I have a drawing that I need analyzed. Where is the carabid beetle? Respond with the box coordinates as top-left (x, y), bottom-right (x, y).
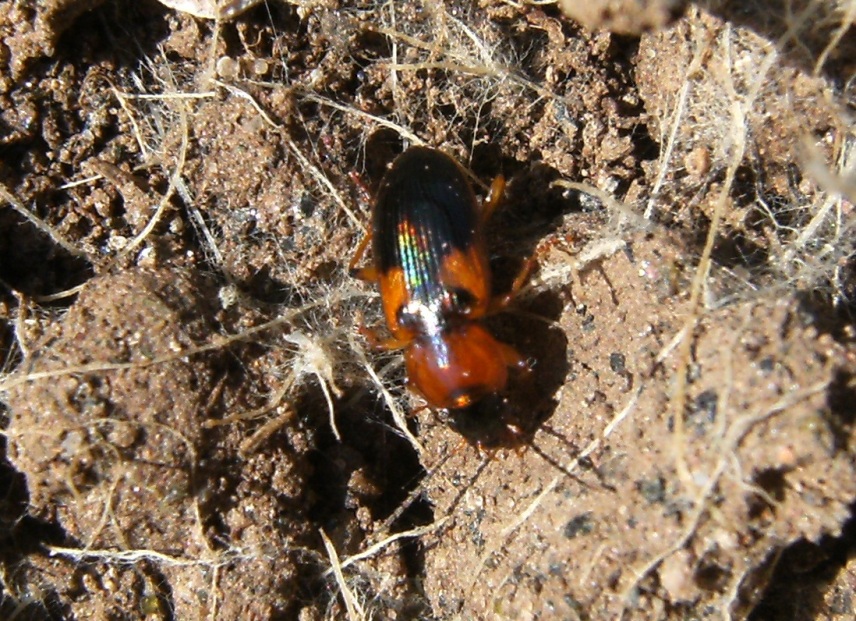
top-left (351, 147), bottom-right (533, 411)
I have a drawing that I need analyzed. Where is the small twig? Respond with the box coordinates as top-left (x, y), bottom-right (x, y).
top-left (302, 92), bottom-right (422, 146)
top-left (324, 519), bottom-right (449, 577)
top-left (175, 175), bottom-right (229, 276)
top-left (239, 405), bottom-right (296, 456)
top-left (320, 529), bottom-right (365, 621)
top-left (110, 84), bottom-right (150, 159)
top-left (109, 100), bottom-right (190, 265)
top-left (347, 329), bottom-right (424, 457)
top-left (204, 374), bottom-right (296, 430)
top-left (813, 2), bottom-right (856, 77)
top-left (46, 545), bottom-right (237, 567)
top-left (555, 180), bottom-right (650, 229)
top-left (0, 185), bottom-right (88, 259)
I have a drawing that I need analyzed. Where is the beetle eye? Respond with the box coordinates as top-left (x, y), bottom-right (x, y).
top-left (450, 288), bottom-right (476, 313)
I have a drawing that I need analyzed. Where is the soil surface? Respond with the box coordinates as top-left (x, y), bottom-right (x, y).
top-left (1, 1), bottom-right (854, 620)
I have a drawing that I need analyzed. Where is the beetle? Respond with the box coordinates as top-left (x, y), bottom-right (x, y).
top-left (350, 146), bottom-right (533, 411)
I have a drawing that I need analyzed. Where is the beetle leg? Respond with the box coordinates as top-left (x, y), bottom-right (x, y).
top-left (510, 430), bottom-right (529, 456)
top-left (491, 229), bottom-right (581, 312)
top-left (487, 253), bottom-right (539, 314)
top-left (359, 324), bottom-right (410, 351)
top-left (496, 340), bottom-right (532, 373)
top-left (349, 232), bottom-right (377, 281)
top-left (480, 174), bottom-right (506, 225)
top-left (348, 170), bottom-right (372, 207)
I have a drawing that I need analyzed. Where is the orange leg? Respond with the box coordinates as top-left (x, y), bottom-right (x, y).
top-left (488, 252), bottom-right (539, 314)
top-left (358, 324), bottom-right (410, 351)
top-left (486, 226), bottom-right (575, 314)
top-left (478, 172), bottom-right (536, 313)
top-left (349, 232), bottom-right (378, 282)
top-left (480, 174), bottom-right (506, 225)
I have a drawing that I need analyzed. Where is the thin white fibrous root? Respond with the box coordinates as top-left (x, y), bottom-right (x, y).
top-left (320, 528), bottom-right (366, 621)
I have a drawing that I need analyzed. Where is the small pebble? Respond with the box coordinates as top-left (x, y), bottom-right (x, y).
top-left (157, 0), bottom-right (263, 20)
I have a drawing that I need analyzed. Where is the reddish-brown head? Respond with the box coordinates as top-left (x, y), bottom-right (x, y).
top-left (404, 323), bottom-right (511, 410)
